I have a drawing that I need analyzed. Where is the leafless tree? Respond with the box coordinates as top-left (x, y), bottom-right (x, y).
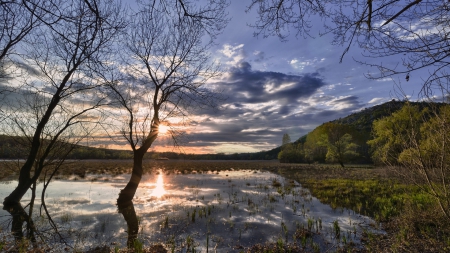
top-left (109, 0), bottom-right (228, 205)
top-left (0, 0), bottom-right (43, 124)
top-left (247, 0), bottom-right (450, 96)
top-left (2, 0), bottom-right (125, 206)
top-left (0, 0), bottom-right (41, 77)
top-left (246, 0), bottom-right (326, 40)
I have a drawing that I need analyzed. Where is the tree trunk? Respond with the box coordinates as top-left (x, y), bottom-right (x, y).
top-left (117, 149), bottom-right (146, 207)
top-left (3, 202), bottom-right (36, 244)
top-left (118, 201), bottom-right (139, 248)
top-left (339, 161), bottom-right (345, 168)
top-left (3, 83), bottom-right (66, 206)
top-left (3, 176), bottom-right (34, 206)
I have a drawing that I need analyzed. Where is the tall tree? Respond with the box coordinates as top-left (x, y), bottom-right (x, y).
top-left (2, 0), bottom-right (124, 206)
top-left (282, 133), bottom-right (291, 146)
top-left (109, 0), bottom-right (228, 206)
top-left (322, 123), bottom-right (359, 167)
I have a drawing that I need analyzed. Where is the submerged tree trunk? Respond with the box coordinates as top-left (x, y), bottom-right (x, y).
top-left (117, 149), bottom-right (146, 207)
top-left (3, 202), bottom-right (37, 245)
top-left (118, 201), bottom-right (139, 248)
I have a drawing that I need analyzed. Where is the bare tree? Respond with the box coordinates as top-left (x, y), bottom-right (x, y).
top-left (246, 0), bottom-right (326, 40)
top-left (2, 0), bottom-right (124, 206)
top-left (0, 0), bottom-right (41, 76)
top-left (109, 0), bottom-right (228, 206)
top-left (247, 0), bottom-right (450, 95)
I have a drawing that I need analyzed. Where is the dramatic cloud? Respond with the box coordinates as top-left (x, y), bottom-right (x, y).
top-left (177, 61), bottom-right (369, 153)
top-left (222, 61), bottom-right (326, 104)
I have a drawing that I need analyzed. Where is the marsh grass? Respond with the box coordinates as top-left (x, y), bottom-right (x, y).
top-left (275, 164), bottom-right (450, 252)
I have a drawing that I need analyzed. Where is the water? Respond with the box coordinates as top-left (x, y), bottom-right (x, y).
top-left (0, 169), bottom-right (382, 252)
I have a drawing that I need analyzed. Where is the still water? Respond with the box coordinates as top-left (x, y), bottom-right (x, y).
top-left (0, 169), bottom-right (381, 252)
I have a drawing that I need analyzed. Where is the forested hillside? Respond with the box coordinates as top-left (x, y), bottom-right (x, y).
top-left (278, 100), bottom-right (449, 165)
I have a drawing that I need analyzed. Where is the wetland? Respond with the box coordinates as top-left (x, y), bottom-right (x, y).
top-left (0, 160), bottom-right (446, 252)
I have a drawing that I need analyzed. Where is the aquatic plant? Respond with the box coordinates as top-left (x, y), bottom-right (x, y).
top-left (333, 220), bottom-right (340, 240)
top-left (133, 238), bottom-right (144, 253)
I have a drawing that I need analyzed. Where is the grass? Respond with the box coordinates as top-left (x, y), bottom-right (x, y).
top-left (273, 164), bottom-right (450, 252)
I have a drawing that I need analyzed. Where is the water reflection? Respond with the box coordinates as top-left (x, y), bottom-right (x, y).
top-left (149, 171), bottom-right (166, 198)
top-left (118, 201), bottom-right (139, 248)
top-left (3, 202), bottom-right (37, 245)
top-left (0, 170), bottom-right (383, 252)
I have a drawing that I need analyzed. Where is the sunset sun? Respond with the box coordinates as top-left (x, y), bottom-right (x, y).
top-left (158, 124), bottom-right (170, 134)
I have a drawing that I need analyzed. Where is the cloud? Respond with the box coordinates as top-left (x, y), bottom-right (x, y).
top-left (219, 44), bottom-right (246, 65)
top-left (368, 97), bottom-right (388, 104)
top-left (178, 62), bottom-right (367, 152)
top-left (220, 61), bottom-right (326, 106)
top-left (289, 57), bottom-right (325, 70)
top-left (253, 51), bottom-right (265, 62)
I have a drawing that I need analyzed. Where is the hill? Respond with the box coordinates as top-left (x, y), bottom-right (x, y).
top-left (289, 99), bottom-right (448, 144)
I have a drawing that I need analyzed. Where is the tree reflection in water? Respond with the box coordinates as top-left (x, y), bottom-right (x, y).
top-left (3, 202), bottom-right (37, 248)
top-left (118, 200), bottom-right (139, 248)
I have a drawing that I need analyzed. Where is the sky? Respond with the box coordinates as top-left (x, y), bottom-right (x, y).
top-left (150, 0), bottom-right (427, 154)
top-left (0, 0), bottom-right (433, 155)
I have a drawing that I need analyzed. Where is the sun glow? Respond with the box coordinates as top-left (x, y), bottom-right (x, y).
top-left (150, 171), bottom-right (166, 198)
top-left (158, 124), bottom-right (170, 134)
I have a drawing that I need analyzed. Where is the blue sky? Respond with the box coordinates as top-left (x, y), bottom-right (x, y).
top-left (153, 0), bottom-right (426, 154)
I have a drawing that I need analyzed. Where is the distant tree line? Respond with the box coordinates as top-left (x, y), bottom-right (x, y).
top-left (0, 135), bottom-right (277, 160)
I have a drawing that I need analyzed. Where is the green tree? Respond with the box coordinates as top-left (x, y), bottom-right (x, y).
top-left (368, 103), bottom-right (425, 165)
top-left (304, 126), bottom-right (328, 163)
top-left (325, 133), bottom-right (359, 168)
top-left (369, 103), bottom-right (450, 219)
top-left (278, 143), bottom-right (304, 163)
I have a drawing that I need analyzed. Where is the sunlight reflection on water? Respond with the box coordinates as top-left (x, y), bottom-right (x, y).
top-left (149, 170), bottom-right (166, 198)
